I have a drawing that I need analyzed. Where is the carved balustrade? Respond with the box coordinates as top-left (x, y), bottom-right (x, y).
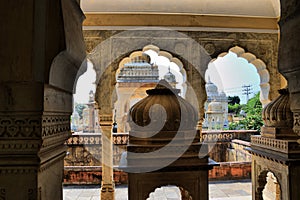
top-left (201, 130), bottom-right (258, 142)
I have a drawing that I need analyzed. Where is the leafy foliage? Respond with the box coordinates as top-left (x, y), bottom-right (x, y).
top-left (229, 92), bottom-right (263, 131)
top-left (75, 103), bottom-right (87, 119)
top-left (228, 103), bottom-right (242, 115)
top-left (228, 96), bottom-right (241, 105)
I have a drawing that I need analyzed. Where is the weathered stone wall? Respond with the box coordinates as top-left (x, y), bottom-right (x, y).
top-left (227, 140), bottom-right (252, 162)
top-left (209, 162), bottom-right (251, 181)
top-left (63, 130), bottom-right (254, 184)
top-left (202, 130), bottom-right (257, 162)
top-left (63, 167), bottom-right (128, 185)
top-left (85, 29), bottom-right (281, 104)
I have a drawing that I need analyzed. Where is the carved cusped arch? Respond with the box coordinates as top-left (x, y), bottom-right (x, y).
top-left (211, 46), bottom-right (271, 106)
top-left (88, 29), bottom-right (212, 131)
top-left (147, 185), bottom-right (193, 200)
top-left (116, 45), bottom-right (187, 83)
top-left (256, 170), bottom-right (281, 200)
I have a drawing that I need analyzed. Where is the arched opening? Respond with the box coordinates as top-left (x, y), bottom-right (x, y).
top-left (114, 45), bottom-right (187, 133)
top-left (204, 46), bottom-right (269, 191)
top-left (6, 0), bottom-right (300, 200)
top-left (207, 46), bottom-right (271, 107)
top-left (262, 172), bottom-right (281, 200)
top-left (86, 30), bottom-right (213, 199)
top-left (71, 60), bottom-right (97, 132)
top-left (256, 171), bottom-right (281, 200)
top-left (147, 185), bottom-right (182, 200)
top-left (147, 185), bottom-right (194, 200)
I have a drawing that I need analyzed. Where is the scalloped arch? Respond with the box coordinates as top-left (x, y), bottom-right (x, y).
top-left (147, 185), bottom-right (193, 200)
top-left (210, 46), bottom-right (271, 106)
top-left (117, 44), bottom-right (187, 83)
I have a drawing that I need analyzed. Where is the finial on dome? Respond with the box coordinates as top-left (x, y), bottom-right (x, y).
top-left (207, 75), bottom-right (211, 83)
top-left (163, 66), bottom-right (177, 88)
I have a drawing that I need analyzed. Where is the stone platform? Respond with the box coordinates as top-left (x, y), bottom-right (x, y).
top-left (63, 180), bottom-right (251, 200)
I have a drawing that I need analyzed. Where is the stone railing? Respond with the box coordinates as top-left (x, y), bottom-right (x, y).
top-left (201, 130), bottom-right (258, 142)
top-left (64, 131), bottom-right (257, 166)
top-left (251, 135), bottom-right (300, 155)
top-left (64, 132), bottom-right (129, 185)
top-left (64, 131), bottom-right (255, 184)
top-left (65, 132), bottom-right (129, 145)
top-left (64, 132), bottom-right (129, 166)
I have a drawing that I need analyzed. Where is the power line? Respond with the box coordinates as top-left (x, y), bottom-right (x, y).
top-left (242, 85), bottom-right (252, 103)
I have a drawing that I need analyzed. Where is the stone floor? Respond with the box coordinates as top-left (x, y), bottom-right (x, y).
top-left (63, 180), bottom-right (251, 200)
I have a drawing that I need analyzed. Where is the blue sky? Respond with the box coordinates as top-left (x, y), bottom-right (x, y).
top-left (206, 51), bottom-right (260, 104)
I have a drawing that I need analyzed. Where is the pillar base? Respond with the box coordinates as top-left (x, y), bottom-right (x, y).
top-left (101, 183), bottom-right (115, 200)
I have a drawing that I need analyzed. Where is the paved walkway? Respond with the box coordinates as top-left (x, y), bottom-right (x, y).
top-left (63, 180), bottom-right (251, 200)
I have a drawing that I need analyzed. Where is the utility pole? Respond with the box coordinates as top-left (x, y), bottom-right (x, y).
top-left (242, 85), bottom-right (252, 103)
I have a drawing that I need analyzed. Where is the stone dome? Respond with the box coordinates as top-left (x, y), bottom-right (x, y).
top-left (205, 80), bottom-right (218, 94)
top-left (163, 70), bottom-right (176, 84)
top-left (262, 88), bottom-right (293, 128)
top-left (129, 53), bottom-right (151, 64)
top-left (128, 80), bottom-right (198, 132)
top-left (207, 101), bottom-right (223, 113)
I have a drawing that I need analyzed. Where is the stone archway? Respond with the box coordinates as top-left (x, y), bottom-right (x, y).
top-left (256, 170), bottom-right (281, 200)
top-left (209, 46), bottom-right (273, 106)
top-left (89, 29), bottom-right (213, 127)
top-left (85, 29), bottom-right (212, 199)
top-left (114, 45), bottom-right (189, 133)
top-left (146, 185), bottom-right (193, 200)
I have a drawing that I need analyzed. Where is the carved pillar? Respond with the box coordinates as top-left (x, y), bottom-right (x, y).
top-left (248, 88), bottom-right (300, 200)
top-left (122, 80), bottom-right (217, 200)
top-left (0, 112), bottom-right (42, 200)
top-left (278, 0), bottom-right (300, 136)
top-left (0, 84), bottom-right (71, 200)
top-left (39, 112), bottom-right (71, 200)
top-left (42, 85), bottom-right (73, 199)
top-left (99, 115), bottom-right (115, 200)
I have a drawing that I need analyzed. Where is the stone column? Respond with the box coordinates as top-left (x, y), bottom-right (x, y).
top-left (0, 111), bottom-right (42, 200)
top-left (0, 83), bottom-right (71, 200)
top-left (248, 88), bottom-right (300, 200)
top-left (278, 0), bottom-right (300, 136)
top-left (99, 115), bottom-right (115, 200)
top-left (42, 85), bottom-right (73, 199)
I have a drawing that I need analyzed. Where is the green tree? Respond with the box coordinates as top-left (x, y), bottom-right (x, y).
top-left (228, 96), bottom-right (240, 105)
top-left (228, 103), bottom-right (242, 116)
top-left (75, 103), bottom-right (87, 119)
top-left (229, 92), bottom-right (263, 131)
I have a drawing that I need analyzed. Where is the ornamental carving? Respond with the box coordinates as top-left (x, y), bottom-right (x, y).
top-left (0, 116), bottom-right (41, 138)
top-left (251, 135), bottom-right (300, 156)
top-left (262, 88), bottom-right (293, 128)
top-left (28, 188), bottom-right (36, 200)
top-left (64, 146), bottom-right (101, 166)
top-left (113, 134), bottom-right (128, 145)
top-left (174, 42), bottom-right (186, 55)
top-left (42, 115), bottom-right (70, 138)
top-left (293, 112), bottom-right (300, 136)
top-left (0, 168), bottom-right (37, 175)
top-left (65, 134), bottom-right (101, 145)
top-left (251, 136), bottom-right (288, 153)
top-left (204, 42), bottom-right (216, 55)
top-left (0, 188), bottom-right (5, 200)
top-left (0, 142), bottom-right (40, 152)
top-left (201, 132), bottom-right (233, 142)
